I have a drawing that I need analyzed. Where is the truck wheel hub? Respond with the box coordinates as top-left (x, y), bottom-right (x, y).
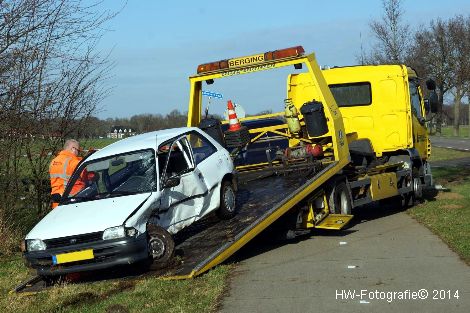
top-left (413, 177), bottom-right (423, 199)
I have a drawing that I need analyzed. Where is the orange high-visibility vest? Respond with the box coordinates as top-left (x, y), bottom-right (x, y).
top-left (49, 150), bottom-right (84, 208)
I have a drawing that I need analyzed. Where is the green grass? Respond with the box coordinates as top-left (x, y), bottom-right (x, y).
top-left (80, 138), bottom-right (119, 150)
top-left (0, 257), bottom-right (231, 313)
top-left (408, 150), bottom-right (470, 264)
top-left (429, 146), bottom-right (470, 161)
top-left (432, 126), bottom-right (470, 138)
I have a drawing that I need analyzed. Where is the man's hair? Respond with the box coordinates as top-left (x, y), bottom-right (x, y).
top-left (64, 139), bottom-right (79, 150)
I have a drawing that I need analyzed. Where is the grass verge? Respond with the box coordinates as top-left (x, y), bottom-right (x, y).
top-left (429, 146), bottom-right (470, 161)
top-left (408, 150), bottom-right (470, 264)
top-left (0, 258), bottom-right (231, 313)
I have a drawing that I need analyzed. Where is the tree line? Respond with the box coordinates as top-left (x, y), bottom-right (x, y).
top-left (77, 110), bottom-right (189, 138)
top-left (365, 0), bottom-right (470, 136)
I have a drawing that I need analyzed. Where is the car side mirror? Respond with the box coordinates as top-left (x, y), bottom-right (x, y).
top-left (51, 193), bottom-right (62, 203)
top-left (163, 176), bottom-right (181, 189)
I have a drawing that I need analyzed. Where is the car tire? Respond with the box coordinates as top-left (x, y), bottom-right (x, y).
top-left (217, 181), bottom-right (236, 220)
top-left (147, 223), bottom-right (174, 270)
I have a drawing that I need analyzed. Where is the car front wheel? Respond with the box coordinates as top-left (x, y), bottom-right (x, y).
top-left (147, 223), bottom-right (174, 270)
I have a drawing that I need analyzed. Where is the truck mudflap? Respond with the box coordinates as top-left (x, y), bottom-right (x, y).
top-left (153, 161), bottom-right (340, 279)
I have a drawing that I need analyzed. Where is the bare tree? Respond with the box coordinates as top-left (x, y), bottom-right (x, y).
top-left (366, 0), bottom-right (411, 64)
top-left (408, 19), bottom-right (453, 135)
top-left (0, 0), bottom-right (116, 254)
top-left (408, 15), bottom-right (470, 136)
top-left (448, 16), bottom-right (470, 136)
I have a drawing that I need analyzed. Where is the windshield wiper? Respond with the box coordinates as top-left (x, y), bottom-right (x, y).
top-left (108, 190), bottom-right (137, 197)
top-left (62, 195), bottom-right (93, 204)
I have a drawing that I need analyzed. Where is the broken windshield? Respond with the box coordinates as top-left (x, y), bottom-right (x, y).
top-left (62, 149), bottom-right (157, 204)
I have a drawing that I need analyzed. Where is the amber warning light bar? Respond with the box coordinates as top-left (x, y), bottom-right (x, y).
top-left (197, 46), bottom-right (305, 74)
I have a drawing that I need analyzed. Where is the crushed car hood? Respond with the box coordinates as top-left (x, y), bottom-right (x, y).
top-left (26, 193), bottom-right (152, 240)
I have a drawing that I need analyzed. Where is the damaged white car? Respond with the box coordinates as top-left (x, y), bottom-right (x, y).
top-left (24, 127), bottom-right (237, 276)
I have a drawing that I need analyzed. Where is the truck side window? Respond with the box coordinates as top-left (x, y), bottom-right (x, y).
top-left (409, 81), bottom-right (423, 119)
top-left (187, 132), bottom-right (217, 165)
top-left (329, 82), bottom-right (372, 107)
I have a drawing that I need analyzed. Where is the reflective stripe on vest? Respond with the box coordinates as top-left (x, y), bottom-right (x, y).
top-left (49, 157), bottom-right (72, 185)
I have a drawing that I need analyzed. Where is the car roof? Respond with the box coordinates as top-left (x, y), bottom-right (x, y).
top-left (87, 127), bottom-right (198, 161)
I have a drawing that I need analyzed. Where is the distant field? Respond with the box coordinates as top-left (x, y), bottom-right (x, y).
top-left (432, 126), bottom-right (470, 138)
top-left (80, 138), bottom-right (119, 151)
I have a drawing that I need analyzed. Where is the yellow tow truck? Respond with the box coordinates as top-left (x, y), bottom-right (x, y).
top-left (144, 46), bottom-right (435, 280)
top-left (15, 46), bottom-right (437, 292)
top-left (166, 47), bottom-right (437, 279)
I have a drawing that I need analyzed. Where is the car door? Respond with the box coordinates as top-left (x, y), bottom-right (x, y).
top-left (157, 135), bottom-right (209, 234)
top-left (185, 131), bottom-right (226, 216)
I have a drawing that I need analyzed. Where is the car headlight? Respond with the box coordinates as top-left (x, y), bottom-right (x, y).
top-left (102, 226), bottom-right (138, 240)
top-left (26, 239), bottom-right (47, 252)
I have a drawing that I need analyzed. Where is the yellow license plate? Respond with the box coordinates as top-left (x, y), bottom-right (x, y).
top-left (52, 249), bottom-right (94, 265)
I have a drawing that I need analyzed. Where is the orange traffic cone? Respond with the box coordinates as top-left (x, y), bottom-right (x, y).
top-left (227, 100), bottom-right (241, 131)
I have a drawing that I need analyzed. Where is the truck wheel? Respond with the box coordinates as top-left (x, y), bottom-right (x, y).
top-left (328, 181), bottom-right (352, 215)
top-left (409, 168), bottom-right (423, 205)
top-left (217, 181), bottom-right (236, 219)
top-left (147, 224), bottom-right (174, 270)
top-left (399, 172), bottom-right (413, 209)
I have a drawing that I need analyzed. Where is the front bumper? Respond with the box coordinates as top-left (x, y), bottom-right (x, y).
top-left (24, 234), bottom-right (148, 276)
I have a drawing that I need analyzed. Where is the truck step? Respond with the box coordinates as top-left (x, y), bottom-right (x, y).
top-left (315, 214), bottom-right (353, 230)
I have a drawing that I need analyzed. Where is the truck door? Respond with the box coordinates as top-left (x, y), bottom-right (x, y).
top-left (158, 136), bottom-right (209, 234)
top-left (409, 80), bottom-right (428, 157)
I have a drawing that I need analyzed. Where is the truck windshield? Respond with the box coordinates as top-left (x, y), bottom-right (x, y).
top-left (62, 149), bottom-right (157, 204)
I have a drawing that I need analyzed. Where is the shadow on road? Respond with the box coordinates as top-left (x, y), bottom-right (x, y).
top-left (227, 196), bottom-right (421, 264)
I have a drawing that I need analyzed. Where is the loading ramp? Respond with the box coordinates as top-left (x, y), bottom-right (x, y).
top-left (154, 161), bottom-right (342, 279)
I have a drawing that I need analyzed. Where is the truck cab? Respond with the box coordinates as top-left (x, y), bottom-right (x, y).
top-left (288, 65), bottom-right (436, 196)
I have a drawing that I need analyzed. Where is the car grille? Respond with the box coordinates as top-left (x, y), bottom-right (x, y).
top-left (44, 232), bottom-right (103, 249)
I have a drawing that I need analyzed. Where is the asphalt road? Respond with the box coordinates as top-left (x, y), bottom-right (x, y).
top-left (430, 136), bottom-right (470, 151)
top-left (219, 137), bottom-right (470, 312)
top-left (220, 205), bottom-right (469, 313)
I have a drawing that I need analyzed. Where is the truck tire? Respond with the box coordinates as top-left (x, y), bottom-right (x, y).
top-left (217, 181), bottom-right (236, 219)
top-left (147, 224), bottom-right (174, 270)
top-left (328, 181), bottom-right (352, 215)
top-left (411, 168), bottom-right (423, 203)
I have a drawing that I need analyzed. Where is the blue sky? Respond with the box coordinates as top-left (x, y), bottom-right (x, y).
top-left (95, 0), bottom-right (470, 118)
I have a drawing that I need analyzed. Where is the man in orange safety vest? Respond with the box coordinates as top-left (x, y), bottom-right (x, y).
top-left (49, 139), bottom-right (85, 208)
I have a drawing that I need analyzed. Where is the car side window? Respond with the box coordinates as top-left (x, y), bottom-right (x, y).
top-left (187, 132), bottom-right (217, 165)
top-left (159, 137), bottom-right (194, 179)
